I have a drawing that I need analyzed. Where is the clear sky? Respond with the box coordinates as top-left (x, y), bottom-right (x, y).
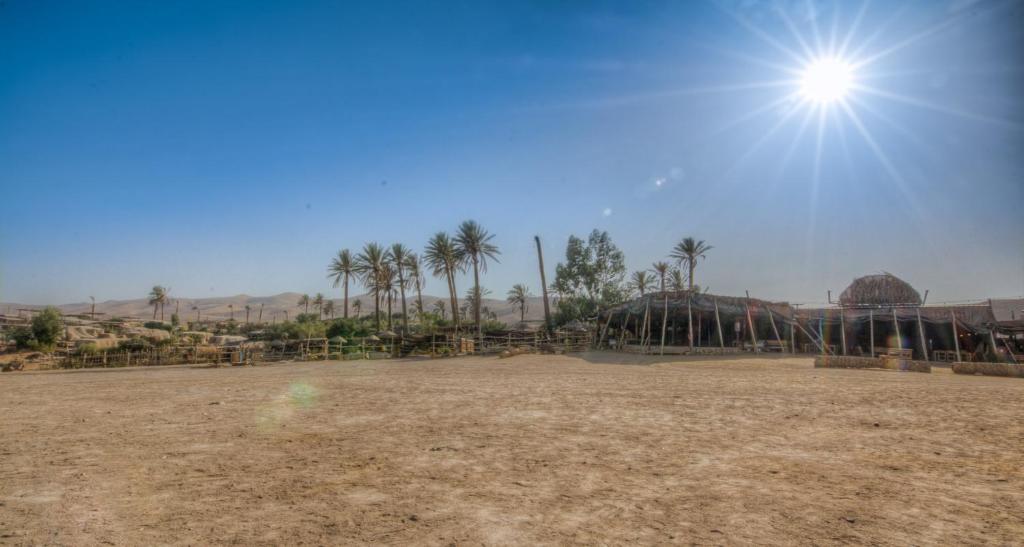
top-left (1, 0), bottom-right (1022, 306)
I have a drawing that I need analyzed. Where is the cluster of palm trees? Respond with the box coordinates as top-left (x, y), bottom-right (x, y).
top-left (148, 285), bottom-right (169, 320)
top-left (295, 293), bottom-right (337, 320)
top-left (629, 237), bottom-right (712, 296)
top-left (327, 220), bottom-right (500, 337)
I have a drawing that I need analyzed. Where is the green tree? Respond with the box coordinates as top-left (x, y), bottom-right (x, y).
top-left (670, 237), bottom-right (713, 292)
top-left (387, 243), bottom-right (414, 334)
top-left (651, 261), bottom-right (670, 291)
top-left (313, 293), bottom-right (325, 319)
top-left (506, 284), bottom-right (532, 323)
top-left (352, 299), bottom-right (362, 318)
top-left (297, 294), bottom-right (311, 314)
top-left (406, 253), bottom-right (426, 322)
top-left (424, 232), bottom-right (463, 329)
top-left (148, 285), bottom-right (168, 321)
top-left (323, 300), bottom-right (335, 319)
top-left (629, 270), bottom-right (653, 296)
top-left (327, 249), bottom-right (355, 318)
top-left (31, 307), bottom-right (63, 350)
top-left (354, 242), bottom-right (387, 330)
top-left (454, 220), bottom-right (500, 340)
top-left (552, 229), bottom-right (626, 324)
top-left (433, 299), bottom-right (447, 321)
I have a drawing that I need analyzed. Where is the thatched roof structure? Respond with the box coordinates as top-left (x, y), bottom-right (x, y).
top-left (839, 273), bottom-right (921, 307)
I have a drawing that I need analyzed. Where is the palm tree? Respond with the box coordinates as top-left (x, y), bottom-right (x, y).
top-left (354, 242), bottom-right (387, 330)
top-left (670, 237), bottom-right (713, 292)
top-left (313, 293), bottom-right (325, 319)
top-left (433, 300), bottom-right (447, 321)
top-left (245, 304), bottom-right (251, 323)
top-left (629, 271), bottom-right (653, 296)
top-left (323, 300), bottom-right (335, 319)
top-left (387, 243), bottom-right (414, 334)
top-left (670, 269), bottom-right (686, 292)
top-left (378, 263), bottom-right (397, 330)
top-left (506, 284), bottom-right (531, 323)
top-left (454, 220), bottom-right (500, 340)
top-left (297, 294), bottom-right (311, 314)
top-left (651, 261), bottom-right (670, 291)
top-left (192, 304), bottom-right (200, 323)
top-left (424, 232), bottom-right (463, 329)
top-left (406, 253), bottom-right (426, 322)
top-left (228, 303), bottom-right (234, 321)
top-left (148, 286), bottom-right (168, 321)
top-left (327, 249), bottom-right (355, 318)
top-left (353, 299), bottom-right (362, 318)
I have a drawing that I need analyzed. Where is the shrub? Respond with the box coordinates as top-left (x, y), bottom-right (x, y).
top-left (12, 308), bottom-right (65, 351)
top-left (144, 321), bottom-right (172, 332)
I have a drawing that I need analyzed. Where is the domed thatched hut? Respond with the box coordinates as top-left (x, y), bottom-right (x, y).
top-left (839, 273), bottom-right (921, 307)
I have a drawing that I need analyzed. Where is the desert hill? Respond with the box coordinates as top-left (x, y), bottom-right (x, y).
top-left (1, 292), bottom-right (548, 325)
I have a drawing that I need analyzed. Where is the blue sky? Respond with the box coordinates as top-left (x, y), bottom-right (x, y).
top-left (1, 0), bottom-right (1022, 305)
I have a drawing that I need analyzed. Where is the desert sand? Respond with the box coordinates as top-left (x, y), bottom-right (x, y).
top-left (1, 353), bottom-right (1022, 545)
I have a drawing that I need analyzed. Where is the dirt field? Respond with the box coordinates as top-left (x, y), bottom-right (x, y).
top-left (2, 353), bottom-right (1022, 545)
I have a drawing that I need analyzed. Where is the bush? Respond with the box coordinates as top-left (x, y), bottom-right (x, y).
top-left (325, 318), bottom-right (372, 340)
top-left (11, 308), bottom-right (64, 351)
top-left (170, 314), bottom-right (181, 327)
top-left (144, 321), bottom-right (172, 332)
top-left (118, 338), bottom-right (152, 351)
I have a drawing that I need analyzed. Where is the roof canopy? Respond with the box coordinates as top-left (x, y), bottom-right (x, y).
top-left (839, 273), bottom-right (921, 307)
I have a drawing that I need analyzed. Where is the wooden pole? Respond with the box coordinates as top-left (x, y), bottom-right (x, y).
top-left (793, 320), bottom-right (826, 354)
top-left (687, 295), bottom-right (694, 353)
top-left (767, 308), bottom-right (783, 353)
top-left (534, 236), bottom-right (552, 332)
top-left (746, 305), bottom-right (758, 352)
top-left (950, 310), bottom-right (961, 362)
top-left (619, 311), bottom-right (632, 348)
top-left (598, 312), bottom-right (613, 349)
top-left (839, 309), bottom-right (848, 355)
top-left (892, 308), bottom-right (902, 350)
top-left (869, 309), bottom-right (875, 357)
top-left (789, 315), bottom-right (796, 354)
top-left (713, 297), bottom-right (724, 349)
top-left (915, 308), bottom-right (929, 361)
top-left (659, 293), bottom-right (668, 355)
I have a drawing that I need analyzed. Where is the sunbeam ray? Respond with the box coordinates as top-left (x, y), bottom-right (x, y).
top-left (721, 7), bottom-right (808, 66)
top-left (852, 83), bottom-right (1023, 129)
top-left (774, 3), bottom-right (816, 62)
top-left (837, 0), bottom-right (871, 58)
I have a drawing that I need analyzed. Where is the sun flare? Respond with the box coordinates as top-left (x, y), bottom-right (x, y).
top-left (799, 58), bottom-right (853, 104)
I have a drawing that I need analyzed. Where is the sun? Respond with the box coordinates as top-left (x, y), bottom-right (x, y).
top-left (799, 57), bottom-right (854, 104)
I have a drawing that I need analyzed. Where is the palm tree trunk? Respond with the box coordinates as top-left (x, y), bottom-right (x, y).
top-left (416, 282), bottom-right (424, 325)
top-left (153, 304), bottom-right (158, 320)
top-left (160, 302), bottom-right (165, 321)
top-left (373, 289), bottom-right (381, 330)
top-left (343, 276), bottom-right (349, 319)
top-left (397, 269), bottom-right (409, 334)
top-left (473, 258), bottom-right (482, 340)
top-left (447, 266), bottom-right (459, 329)
top-left (688, 261), bottom-right (696, 292)
top-left (387, 294), bottom-right (393, 329)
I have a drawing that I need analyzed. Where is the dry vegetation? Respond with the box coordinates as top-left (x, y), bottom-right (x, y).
top-left (2, 353), bottom-right (1023, 545)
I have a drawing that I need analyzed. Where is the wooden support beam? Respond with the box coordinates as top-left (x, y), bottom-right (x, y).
top-left (892, 308), bottom-right (902, 349)
top-left (687, 295), bottom-right (694, 353)
top-left (659, 293), bottom-right (668, 355)
top-left (793, 319), bottom-right (826, 354)
top-left (713, 297), bottom-right (725, 349)
top-left (839, 309), bottom-right (848, 356)
top-left (915, 307), bottom-right (929, 361)
top-left (950, 310), bottom-right (961, 363)
top-left (767, 308), bottom-right (783, 353)
top-left (869, 309), bottom-right (875, 357)
top-left (745, 304), bottom-right (758, 353)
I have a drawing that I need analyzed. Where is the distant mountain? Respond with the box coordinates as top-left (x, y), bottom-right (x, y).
top-left (0, 292), bottom-right (549, 324)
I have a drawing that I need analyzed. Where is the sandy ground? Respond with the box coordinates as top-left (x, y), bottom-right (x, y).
top-left (1, 353), bottom-right (1022, 545)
